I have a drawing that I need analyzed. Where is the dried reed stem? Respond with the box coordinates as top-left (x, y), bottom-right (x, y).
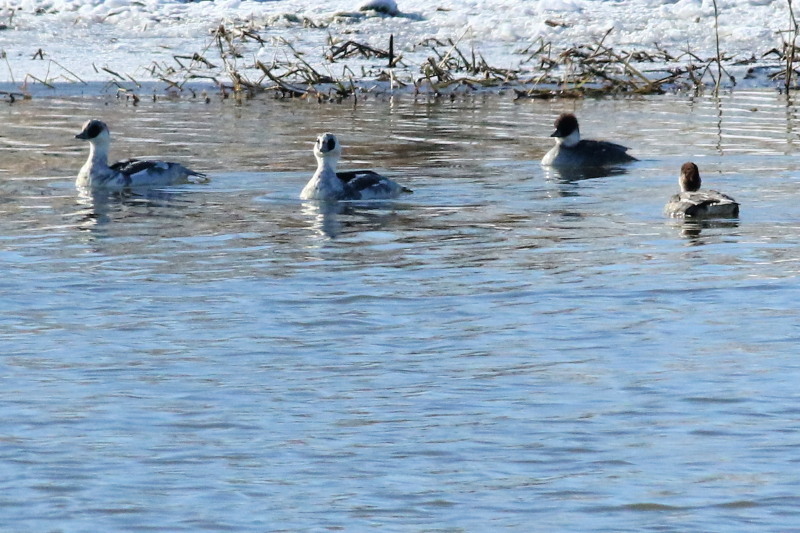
top-left (787, 0), bottom-right (799, 91)
top-left (712, 0), bottom-right (723, 94)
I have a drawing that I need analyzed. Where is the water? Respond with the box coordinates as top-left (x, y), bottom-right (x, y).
top-left (2, 89), bottom-right (800, 532)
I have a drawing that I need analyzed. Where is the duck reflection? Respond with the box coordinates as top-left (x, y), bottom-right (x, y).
top-left (542, 164), bottom-right (632, 182)
top-left (75, 186), bottom-right (190, 232)
top-left (671, 218), bottom-right (740, 242)
top-left (300, 200), bottom-right (410, 239)
top-left (540, 165), bottom-right (634, 202)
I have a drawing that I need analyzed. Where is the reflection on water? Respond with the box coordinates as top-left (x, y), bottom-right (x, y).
top-left (542, 163), bottom-right (635, 182)
top-left (74, 186), bottom-right (201, 234)
top-left (670, 218), bottom-right (742, 241)
top-left (300, 200), bottom-right (415, 239)
top-left (2, 91), bottom-right (800, 532)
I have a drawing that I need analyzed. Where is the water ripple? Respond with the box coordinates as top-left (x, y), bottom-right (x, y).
top-left (1, 91), bottom-right (800, 532)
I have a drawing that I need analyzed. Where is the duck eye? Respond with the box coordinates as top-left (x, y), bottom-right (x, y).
top-left (87, 122), bottom-right (102, 139)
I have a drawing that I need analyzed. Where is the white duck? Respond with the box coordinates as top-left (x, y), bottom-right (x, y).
top-left (75, 119), bottom-right (206, 189)
top-left (300, 132), bottom-right (411, 201)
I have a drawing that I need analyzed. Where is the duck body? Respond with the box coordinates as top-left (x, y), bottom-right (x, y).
top-left (542, 139), bottom-right (637, 167)
top-left (77, 157), bottom-right (203, 189)
top-left (664, 162), bottom-right (740, 218)
top-left (665, 190), bottom-right (740, 218)
top-left (300, 133), bottom-right (411, 201)
top-left (75, 119), bottom-right (205, 190)
top-left (542, 113), bottom-right (636, 167)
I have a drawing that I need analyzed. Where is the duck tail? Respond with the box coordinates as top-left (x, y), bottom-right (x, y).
top-left (187, 170), bottom-right (210, 184)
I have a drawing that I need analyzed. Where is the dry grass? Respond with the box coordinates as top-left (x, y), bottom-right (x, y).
top-left (146, 21), bottom-right (779, 101)
top-left (9, 11), bottom-right (800, 102)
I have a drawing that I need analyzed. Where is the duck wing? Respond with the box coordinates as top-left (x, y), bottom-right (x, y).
top-left (110, 158), bottom-right (164, 176)
top-left (666, 190), bottom-right (739, 218)
top-left (576, 140), bottom-right (637, 163)
top-left (110, 159), bottom-right (206, 185)
top-left (336, 170), bottom-right (383, 186)
top-left (336, 170), bottom-right (411, 200)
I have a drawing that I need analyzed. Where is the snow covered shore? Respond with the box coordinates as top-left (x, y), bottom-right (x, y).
top-left (0, 0), bottom-right (793, 97)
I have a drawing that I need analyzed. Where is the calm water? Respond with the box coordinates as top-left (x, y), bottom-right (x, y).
top-left (2, 89), bottom-right (800, 532)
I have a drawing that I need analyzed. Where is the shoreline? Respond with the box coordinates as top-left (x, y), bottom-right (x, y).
top-left (0, 45), bottom-right (789, 103)
top-left (0, 76), bottom-right (789, 105)
top-left (1, 1), bottom-right (797, 101)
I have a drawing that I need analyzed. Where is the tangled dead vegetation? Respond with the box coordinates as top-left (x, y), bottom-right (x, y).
top-left (128, 20), bottom-right (771, 102)
top-left (12, 10), bottom-right (800, 102)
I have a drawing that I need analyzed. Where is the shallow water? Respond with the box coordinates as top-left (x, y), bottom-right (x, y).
top-left (2, 89), bottom-right (800, 532)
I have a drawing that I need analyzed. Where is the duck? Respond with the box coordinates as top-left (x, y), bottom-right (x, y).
top-left (542, 113), bottom-right (637, 167)
top-left (300, 132), bottom-right (411, 201)
top-left (664, 162), bottom-right (739, 218)
top-left (75, 119), bottom-right (206, 189)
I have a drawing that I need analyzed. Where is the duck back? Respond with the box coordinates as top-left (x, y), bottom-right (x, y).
top-left (665, 190), bottom-right (740, 218)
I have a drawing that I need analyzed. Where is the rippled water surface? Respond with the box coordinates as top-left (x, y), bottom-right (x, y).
top-left (2, 90), bottom-right (800, 532)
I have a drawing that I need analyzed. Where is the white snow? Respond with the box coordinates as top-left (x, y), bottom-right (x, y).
top-left (0, 0), bottom-right (793, 96)
top-left (359, 0), bottom-right (399, 16)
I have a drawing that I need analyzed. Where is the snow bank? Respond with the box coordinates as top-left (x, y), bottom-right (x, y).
top-left (0, 0), bottom-right (792, 95)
